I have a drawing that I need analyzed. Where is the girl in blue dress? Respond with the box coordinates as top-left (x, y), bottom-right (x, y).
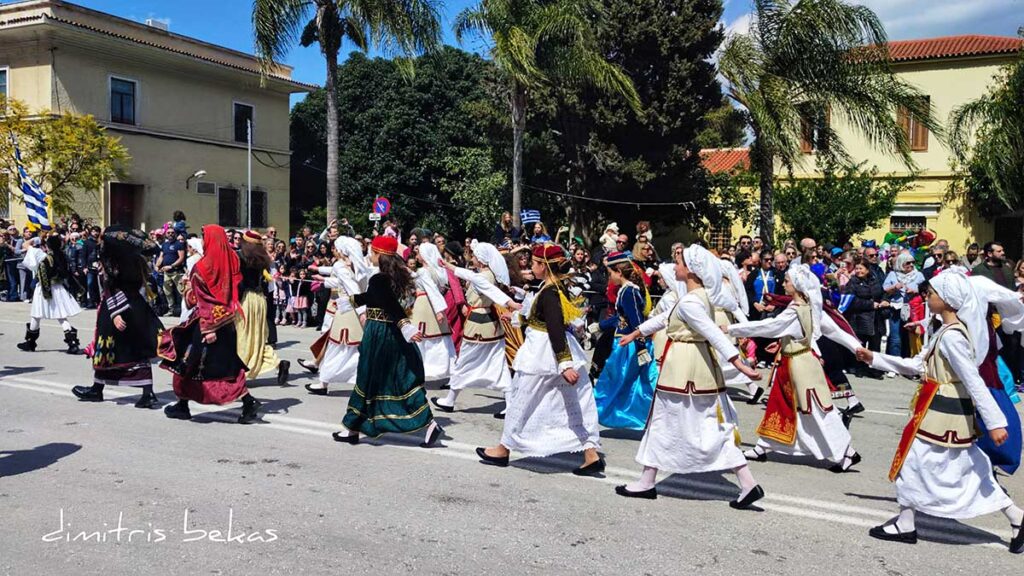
top-left (594, 252), bottom-right (659, 430)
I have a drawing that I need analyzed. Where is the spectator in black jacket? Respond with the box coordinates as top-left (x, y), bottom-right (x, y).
top-left (843, 257), bottom-right (888, 378)
top-left (81, 226), bottom-right (101, 308)
top-left (492, 211), bottom-right (521, 245)
top-left (863, 245), bottom-right (888, 352)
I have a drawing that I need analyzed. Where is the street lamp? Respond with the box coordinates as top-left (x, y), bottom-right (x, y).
top-left (185, 169), bottom-right (207, 190)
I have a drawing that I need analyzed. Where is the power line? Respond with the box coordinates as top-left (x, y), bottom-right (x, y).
top-left (523, 184), bottom-right (698, 208)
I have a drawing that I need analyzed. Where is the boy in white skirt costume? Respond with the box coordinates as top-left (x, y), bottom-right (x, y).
top-left (615, 245), bottom-right (764, 507)
top-left (17, 235), bottom-right (82, 354)
top-left (432, 242), bottom-right (515, 412)
top-left (412, 243), bottom-right (456, 382)
top-left (476, 243), bottom-right (604, 476)
top-left (306, 237), bottom-right (368, 395)
top-left (855, 268), bottom-right (1024, 551)
top-left (727, 265), bottom-right (862, 473)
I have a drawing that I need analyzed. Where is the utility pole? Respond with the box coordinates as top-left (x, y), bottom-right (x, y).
top-left (246, 118), bottom-right (253, 230)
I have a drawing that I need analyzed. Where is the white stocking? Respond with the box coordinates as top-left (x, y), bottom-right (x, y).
top-left (625, 466), bottom-right (658, 492)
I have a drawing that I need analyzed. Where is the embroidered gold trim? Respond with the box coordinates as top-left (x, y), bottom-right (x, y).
top-left (366, 308), bottom-right (392, 322)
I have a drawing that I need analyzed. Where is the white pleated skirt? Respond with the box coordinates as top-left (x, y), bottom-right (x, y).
top-left (31, 284), bottom-right (81, 320)
top-left (636, 391), bottom-right (747, 475)
top-left (418, 336), bottom-right (456, 382)
top-left (319, 342), bottom-right (360, 386)
top-left (896, 440), bottom-right (1012, 519)
top-left (757, 404), bottom-right (851, 463)
top-left (449, 340), bottom-right (511, 392)
top-left (501, 370), bottom-right (601, 457)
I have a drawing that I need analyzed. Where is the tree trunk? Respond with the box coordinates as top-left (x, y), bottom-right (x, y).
top-left (753, 139), bottom-right (775, 247)
top-left (324, 51), bottom-right (340, 226)
top-left (510, 82), bottom-right (527, 229)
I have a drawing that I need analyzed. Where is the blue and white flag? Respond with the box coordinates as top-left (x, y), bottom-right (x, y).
top-left (11, 134), bottom-right (50, 231)
top-left (837, 292), bottom-right (854, 314)
top-left (520, 209), bottom-right (541, 225)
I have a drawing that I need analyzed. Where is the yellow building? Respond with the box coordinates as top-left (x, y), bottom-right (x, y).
top-left (0, 0), bottom-right (311, 235)
top-left (703, 35), bottom-right (1024, 257)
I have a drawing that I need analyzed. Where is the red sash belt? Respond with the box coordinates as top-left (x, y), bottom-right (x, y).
top-left (756, 352), bottom-right (798, 445)
top-left (888, 378), bottom-right (940, 481)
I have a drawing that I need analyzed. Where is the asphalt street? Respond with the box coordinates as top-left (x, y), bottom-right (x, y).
top-left (1, 303), bottom-right (1023, 575)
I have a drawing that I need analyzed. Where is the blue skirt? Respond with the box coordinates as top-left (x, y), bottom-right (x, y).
top-left (976, 360), bottom-right (1023, 475)
top-left (594, 337), bottom-right (659, 430)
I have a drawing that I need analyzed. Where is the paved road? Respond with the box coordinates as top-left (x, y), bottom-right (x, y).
top-left (1, 303), bottom-right (1023, 575)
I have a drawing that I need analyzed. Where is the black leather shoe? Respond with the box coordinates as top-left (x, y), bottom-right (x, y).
top-left (238, 398), bottom-right (262, 424)
top-left (746, 386), bottom-right (765, 405)
top-left (332, 431), bottom-right (359, 444)
top-left (729, 485), bottom-right (765, 510)
top-left (305, 383), bottom-right (328, 396)
top-left (869, 523), bottom-right (918, 544)
top-left (430, 397), bottom-right (455, 413)
top-left (298, 359), bottom-right (319, 374)
top-left (572, 457), bottom-right (606, 477)
top-left (493, 411), bottom-right (506, 420)
top-left (277, 361), bottom-right (291, 386)
top-left (438, 382), bottom-right (451, 390)
top-left (420, 424), bottom-right (445, 448)
top-left (1010, 525), bottom-right (1024, 554)
top-left (476, 447), bottom-right (509, 467)
top-left (829, 452), bottom-right (862, 473)
top-left (164, 401), bottom-right (192, 420)
top-left (134, 393), bottom-right (159, 409)
top-left (745, 450), bottom-right (768, 462)
top-left (72, 386), bottom-right (103, 402)
top-left (846, 403), bottom-right (866, 416)
top-left (615, 485), bottom-right (657, 500)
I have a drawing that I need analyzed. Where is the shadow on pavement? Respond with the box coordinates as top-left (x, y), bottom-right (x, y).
top-left (0, 365), bottom-right (44, 378)
top-left (0, 442), bottom-right (81, 478)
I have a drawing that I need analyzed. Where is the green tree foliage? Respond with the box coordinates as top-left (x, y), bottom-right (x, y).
top-left (0, 97), bottom-right (129, 217)
top-left (948, 48), bottom-right (1024, 218)
top-left (697, 98), bottom-right (748, 149)
top-left (775, 158), bottom-right (911, 245)
top-left (718, 0), bottom-right (941, 242)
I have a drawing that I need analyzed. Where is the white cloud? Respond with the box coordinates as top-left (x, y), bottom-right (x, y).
top-left (856, 0), bottom-right (1021, 39)
top-left (725, 12), bottom-right (753, 37)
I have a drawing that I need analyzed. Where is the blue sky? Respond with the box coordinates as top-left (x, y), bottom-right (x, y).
top-left (51, 0), bottom-right (1024, 104)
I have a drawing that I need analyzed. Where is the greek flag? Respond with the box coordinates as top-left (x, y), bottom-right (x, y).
top-left (11, 135), bottom-right (50, 231)
top-left (520, 209), bottom-right (541, 225)
top-left (837, 293), bottom-right (854, 314)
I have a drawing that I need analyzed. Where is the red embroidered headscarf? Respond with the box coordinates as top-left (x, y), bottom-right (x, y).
top-left (195, 225), bottom-right (240, 311)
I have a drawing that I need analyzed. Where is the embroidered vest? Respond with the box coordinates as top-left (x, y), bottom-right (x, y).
top-left (916, 323), bottom-right (976, 447)
top-left (782, 303), bottom-right (832, 412)
top-left (782, 304), bottom-right (813, 356)
top-left (410, 270), bottom-right (451, 338)
top-left (464, 269), bottom-right (504, 342)
top-left (653, 288), bottom-right (725, 395)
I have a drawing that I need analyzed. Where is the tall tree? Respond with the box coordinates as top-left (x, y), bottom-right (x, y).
top-left (718, 0), bottom-right (940, 244)
top-left (253, 0), bottom-right (442, 225)
top-left (948, 46), bottom-right (1024, 217)
top-left (454, 0), bottom-right (641, 228)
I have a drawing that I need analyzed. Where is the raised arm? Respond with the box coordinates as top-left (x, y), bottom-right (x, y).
top-left (941, 331), bottom-right (1006, 429)
top-left (727, 306), bottom-right (800, 339)
top-left (451, 266), bottom-right (512, 307)
top-left (678, 296), bottom-right (740, 361)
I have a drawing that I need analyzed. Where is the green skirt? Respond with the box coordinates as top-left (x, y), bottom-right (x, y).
top-left (342, 319), bottom-right (432, 437)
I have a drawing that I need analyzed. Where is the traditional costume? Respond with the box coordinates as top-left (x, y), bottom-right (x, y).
top-left (16, 236), bottom-right (82, 354)
top-left (331, 236), bottom-right (444, 447)
top-left (72, 227), bottom-right (164, 408)
top-left (305, 237), bottom-right (366, 394)
top-left (235, 231), bottom-right (288, 385)
top-left (615, 245), bottom-right (763, 508)
top-left (432, 242), bottom-right (514, 412)
top-left (594, 251), bottom-right (658, 430)
top-left (728, 265), bottom-right (861, 472)
top-left (477, 243), bottom-right (602, 474)
top-left (158, 225), bottom-right (260, 424)
top-left (411, 243), bottom-right (456, 382)
top-left (865, 269), bottom-right (1024, 551)
top-left (716, 259), bottom-right (757, 399)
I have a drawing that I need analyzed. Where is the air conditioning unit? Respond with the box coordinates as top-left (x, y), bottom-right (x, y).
top-left (196, 182), bottom-right (217, 195)
top-left (145, 18), bottom-right (169, 31)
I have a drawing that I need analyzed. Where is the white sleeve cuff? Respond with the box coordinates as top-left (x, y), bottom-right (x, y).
top-left (557, 360), bottom-right (575, 373)
top-left (400, 323), bottom-right (418, 343)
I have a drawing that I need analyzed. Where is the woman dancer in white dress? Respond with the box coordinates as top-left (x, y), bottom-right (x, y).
top-left (16, 235), bottom-right (82, 354)
top-left (476, 243), bottom-right (603, 476)
top-left (306, 237), bottom-right (367, 395)
top-left (615, 245), bottom-right (764, 507)
top-left (432, 242), bottom-right (516, 412)
top-left (179, 237), bottom-right (204, 324)
top-left (727, 264), bottom-right (861, 473)
top-left (716, 258), bottom-right (759, 399)
top-left (856, 269), bottom-right (1024, 551)
top-left (412, 243), bottom-right (456, 382)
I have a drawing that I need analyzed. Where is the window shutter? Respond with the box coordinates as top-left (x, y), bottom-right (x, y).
top-left (800, 117), bottom-right (813, 153)
top-left (911, 97), bottom-right (929, 151)
top-left (897, 106), bottom-right (911, 144)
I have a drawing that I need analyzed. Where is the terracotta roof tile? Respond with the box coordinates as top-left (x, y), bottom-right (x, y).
top-left (700, 148), bottom-right (750, 174)
top-left (887, 35), bottom-right (1023, 63)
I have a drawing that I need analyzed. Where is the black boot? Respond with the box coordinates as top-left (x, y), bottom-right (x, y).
top-left (164, 400), bottom-right (192, 420)
top-left (64, 328), bottom-right (81, 355)
top-left (72, 383), bottom-right (104, 402)
top-left (238, 395), bottom-right (262, 424)
top-left (134, 386), bottom-right (159, 409)
top-left (277, 360), bottom-right (290, 386)
top-left (17, 324), bottom-right (39, 352)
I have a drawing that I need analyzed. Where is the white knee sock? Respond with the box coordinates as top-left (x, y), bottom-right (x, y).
top-left (734, 464), bottom-right (758, 498)
top-left (884, 507), bottom-right (916, 534)
top-left (59, 318), bottom-right (72, 331)
top-left (29, 317), bottom-right (41, 331)
top-left (847, 395), bottom-right (861, 409)
top-left (625, 466), bottom-right (658, 492)
top-left (441, 389), bottom-right (460, 406)
top-left (1003, 504), bottom-right (1024, 532)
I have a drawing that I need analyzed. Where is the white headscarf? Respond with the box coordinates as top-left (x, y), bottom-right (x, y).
top-left (470, 241), bottom-right (510, 286)
top-left (658, 262), bottom-right (686, 297)
top-left (338, 237), bottom-right (370, 288)
top-left (969, 274), bottom-right (1024, 336)
top-left (187, 237), bottom-right (204, 256)
top-left (417, 242), bottom-right (448, 288)
top-left (931, 267), bottom-right (987, 364)
top-left (787, 264), bottom-right (823, 341)
top-left (720, 257), bottom-right (749, 315)
top-left (683, 245), bottom-right (724, 307)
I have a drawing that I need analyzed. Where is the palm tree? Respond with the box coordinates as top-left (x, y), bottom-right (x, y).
top-left (254, 0), bottom-right (442, 224)
top-left (454, 0), bottom-right (640, 229)
top-left (718, 0), bottom-right (940, 244)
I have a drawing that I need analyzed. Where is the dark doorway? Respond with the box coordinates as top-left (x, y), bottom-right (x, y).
top-left (109, 183), bottom-right (143, 228)
top-left (994, 214), bottom-right (1023, 261)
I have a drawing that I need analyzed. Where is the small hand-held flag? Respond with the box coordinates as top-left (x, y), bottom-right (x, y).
top-left (520, 209), bottom-right (541, 225)
top-left (10, 133), bottom-right (50, 231)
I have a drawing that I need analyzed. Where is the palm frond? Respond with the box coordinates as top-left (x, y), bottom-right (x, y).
top-left (252, 0), bottom-right (311, 73)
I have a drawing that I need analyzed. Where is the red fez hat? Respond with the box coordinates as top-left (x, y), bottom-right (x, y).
top-left (371, 235), bottom-right (398, 256)
top-left (242, 230), bottom-right (262, 244)
top-left (532, 243), bottom-right (565, 263)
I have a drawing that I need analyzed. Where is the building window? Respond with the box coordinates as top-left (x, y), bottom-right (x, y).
top-left (0, 67), bottom-right (8, 99)
top-left (196, 181), bottom-right (217, 196)
top-left (250, 188), bottom-right (268, 228)
top-left (110, 77), bottom-right (137, 125)
top-left (234, 103), bottom-right (254, 143)
top-left (898, 96), bottom-right (930, 152)
top-left (889, 215), bottom-right (926, 233)
top-left (708, 221), bottom-right (731, 252)
top-left (218, 187), bottom-right (240, 228)
top-left (799, 106), bottom-right (830, 154)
